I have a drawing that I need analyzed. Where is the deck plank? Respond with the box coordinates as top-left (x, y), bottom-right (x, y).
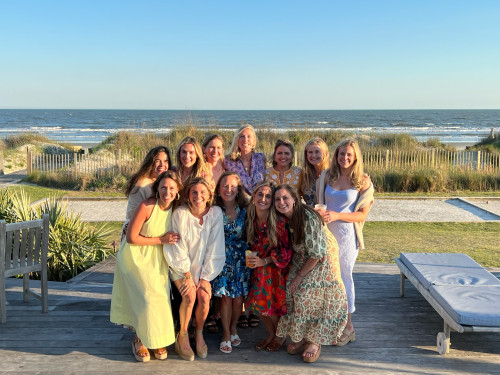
top-left (1, 260), bottom-right (500, 374)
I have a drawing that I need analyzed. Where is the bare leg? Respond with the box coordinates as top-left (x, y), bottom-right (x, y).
top-left (194, 287), bottom-right (211, 350)
top-left (174, 279), bottom-right (196, 352)
top-left (220, 295), bottom-right (232, 342)
top-left (230, 297), bottom-right (243, 335)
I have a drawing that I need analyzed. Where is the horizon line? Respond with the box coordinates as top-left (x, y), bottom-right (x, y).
top-left (2, 108), bottom-right (500, 111)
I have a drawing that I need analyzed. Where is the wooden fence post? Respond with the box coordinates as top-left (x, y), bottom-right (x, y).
top-left (385, 150), bottom-right (390, 169)
top-left (431, 149), bottom-right (435, 168)
top-left (26, 147), bottom-right (32, 174)
top-left (117, 149), bottom-right (122, 174)
top-left (0, 149), bottom-right (4, 175)
top-left (476, 150), bottom-right (482, 170)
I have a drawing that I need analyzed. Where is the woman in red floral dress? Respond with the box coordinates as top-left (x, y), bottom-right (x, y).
top-left (245, 181), bottom-right (292, 351)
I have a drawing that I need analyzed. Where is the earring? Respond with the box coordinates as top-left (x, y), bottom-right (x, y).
top-left (156, 192), bottom-right (159, 198)
top-left (176, 193), bottom-right (180, 200)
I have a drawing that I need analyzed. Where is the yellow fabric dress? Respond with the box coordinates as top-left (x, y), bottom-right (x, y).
top-left (110, 201), bottom-right (175, 349)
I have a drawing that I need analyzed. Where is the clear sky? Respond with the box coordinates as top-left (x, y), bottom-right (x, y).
top-left (1, 0), bottom-right (499, 110)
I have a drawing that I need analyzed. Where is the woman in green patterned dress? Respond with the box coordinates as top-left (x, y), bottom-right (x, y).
top-left (273, 184), bottom-right (348, 363)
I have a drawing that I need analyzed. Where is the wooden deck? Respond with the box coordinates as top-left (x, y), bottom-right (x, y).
top-left (1, 259), bottom-right (499, 374)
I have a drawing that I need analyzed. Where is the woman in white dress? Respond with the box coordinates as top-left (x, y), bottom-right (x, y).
top-left (316, 139), bottom-right (374, 346)
top-left (110, 171), bottom-right (182, 362)
top-left (164, 177), bottom-right (225, 361)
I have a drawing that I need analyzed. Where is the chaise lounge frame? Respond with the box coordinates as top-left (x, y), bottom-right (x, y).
top-left (395, 255), bottom-right (500, 355)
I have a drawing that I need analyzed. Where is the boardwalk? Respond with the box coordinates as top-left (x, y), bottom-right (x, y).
top-left (1, 259), bottom-right (499, 374)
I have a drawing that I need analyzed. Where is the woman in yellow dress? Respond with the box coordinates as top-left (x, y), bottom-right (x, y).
top-left (110, 171), bottom-right (182, 362)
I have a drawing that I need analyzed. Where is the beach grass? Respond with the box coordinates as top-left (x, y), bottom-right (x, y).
top-left (361, 222), bottom-right (500, 268)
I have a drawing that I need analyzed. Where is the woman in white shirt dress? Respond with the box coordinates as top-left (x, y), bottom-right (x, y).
top-left (164, 177), bottom-right (225, 361)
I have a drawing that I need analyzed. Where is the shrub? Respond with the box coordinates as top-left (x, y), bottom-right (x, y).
top-left (0, 189), bottom-right (113, 282)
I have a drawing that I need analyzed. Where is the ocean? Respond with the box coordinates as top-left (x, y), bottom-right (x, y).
top-left (0, 109), bottom-right (498, 147)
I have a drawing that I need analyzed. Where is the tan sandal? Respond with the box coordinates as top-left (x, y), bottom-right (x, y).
top-left (302, 343), bottom-right (321, 363)
top-left (335, 329), bottom-right (356, 347)
top-left (152, 347), bottom-right (167, 360)
top-left (195, 329), bottom-right (208, 358)
top-left (287, 339), bottom-right (307, 355)
top-left (175, 331), bottom-right (194, 361)
top-left (132, 336), bottom-right (150, 362)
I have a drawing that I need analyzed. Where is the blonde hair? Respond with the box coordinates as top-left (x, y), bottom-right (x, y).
top-left (328, 138), bottom-right (365, 191)
top-left (245, 181), bottom-right (278, 248)
top-left (298, 138), bottom-right (330, 197)
top-left (176, 136), bottom-right (211, 184)
top-left (228, 125), bottom-right (257, 161)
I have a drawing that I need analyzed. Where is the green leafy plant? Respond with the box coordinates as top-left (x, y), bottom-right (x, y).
top-left (0, 189), bottom-right (113, 282)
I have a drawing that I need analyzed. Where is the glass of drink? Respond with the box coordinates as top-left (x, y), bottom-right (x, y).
top-left (314, 204), bottom-right (327, 211)
top-left (245, 250), bottom-right (258, 268)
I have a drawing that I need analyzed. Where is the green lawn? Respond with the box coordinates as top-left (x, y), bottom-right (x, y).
top-left (361, 222), bottom-right (500, 268)
top-left (5, 183), bottom-right (124, 203)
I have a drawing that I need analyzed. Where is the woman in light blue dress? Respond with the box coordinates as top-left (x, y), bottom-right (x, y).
top-left (316, 139), bottom-right (374, 347)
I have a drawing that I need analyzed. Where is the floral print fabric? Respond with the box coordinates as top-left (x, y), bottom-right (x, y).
top-left (224, 152), bottom-right (265, 194)
top-left (245, 218), bottom-right (292, 316)
top-left (212, 207), bottom-right (251, 298)
top-left (276, 209), bottom-right (348, 345)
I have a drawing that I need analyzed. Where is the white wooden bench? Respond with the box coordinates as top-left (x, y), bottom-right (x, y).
top-left (0, 214), bottom-right (49, 323)
top-left (396, 253), bottom-right (500, 354)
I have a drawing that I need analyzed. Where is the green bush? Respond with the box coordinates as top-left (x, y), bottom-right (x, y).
top-left (0, 189), bottom-right (113, 282)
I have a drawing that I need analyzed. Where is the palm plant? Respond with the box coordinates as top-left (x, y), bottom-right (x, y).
top-left (0, 189), bottom-right (113, 282)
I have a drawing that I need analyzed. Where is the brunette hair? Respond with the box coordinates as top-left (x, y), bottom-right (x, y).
top-left (125, 146), bottom-right (172, 197)
top-left (151, 170), bottom-right (183, 212)
top-left (184, 177), bottom-right (214, 209)
top-left (245, 181), bottom-right (278, 247)
top-left (273, 184), bottom-right (323, 245)
top-left (328, 138), bottom-right (366, 191)
top-left (214, 172), bottom-right (249, 209)
top-left (298, 138), bottom-right (329, 198)
top-left (271, 139), bottom-right (294, 169)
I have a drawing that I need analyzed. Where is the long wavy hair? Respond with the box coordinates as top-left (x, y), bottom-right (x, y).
top-left (245, 181), bottom-right (278, 248)
top-left (176, 136), bottom-right (210, 183)
top-left (151, 170), bottom-right (183, 212)
top-left (227, 124), bottom-right (257, 161)
top-left (298, 138), bottom-right (329, 198)
top-left (328, 138), bottom-right (365, 191)
top-left (184, 176), bottom-right (214, 209)
top-left (274, 184), bottom-right (323, 245)
top-left (125, 146), bottom-right (172, 197)
top-left (271, 139), bottom-right (295, 169)
top-left (214, 172), bottom-right (249, 209)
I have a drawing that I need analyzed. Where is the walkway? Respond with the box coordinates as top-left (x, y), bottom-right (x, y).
top-left (60, 197), bottom-right (500, 222)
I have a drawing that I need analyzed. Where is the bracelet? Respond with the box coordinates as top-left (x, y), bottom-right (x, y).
top-left (264, 258), bottom-right (269, 265)
top-left (184, 274), bottom-right (192, 279)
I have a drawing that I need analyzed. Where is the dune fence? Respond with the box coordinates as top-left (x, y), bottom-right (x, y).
top-left (26, 148), bottom-right (500, 178)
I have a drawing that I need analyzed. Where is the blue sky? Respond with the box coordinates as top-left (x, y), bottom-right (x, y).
top-left (1, 0), bottom-right (499, 110)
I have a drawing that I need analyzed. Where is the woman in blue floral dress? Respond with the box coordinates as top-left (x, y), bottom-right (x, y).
top-left (211, 172), bottom-right (250, 354)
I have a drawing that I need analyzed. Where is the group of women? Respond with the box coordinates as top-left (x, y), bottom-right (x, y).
top-left (110, 125), bottom-right (374, 364)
